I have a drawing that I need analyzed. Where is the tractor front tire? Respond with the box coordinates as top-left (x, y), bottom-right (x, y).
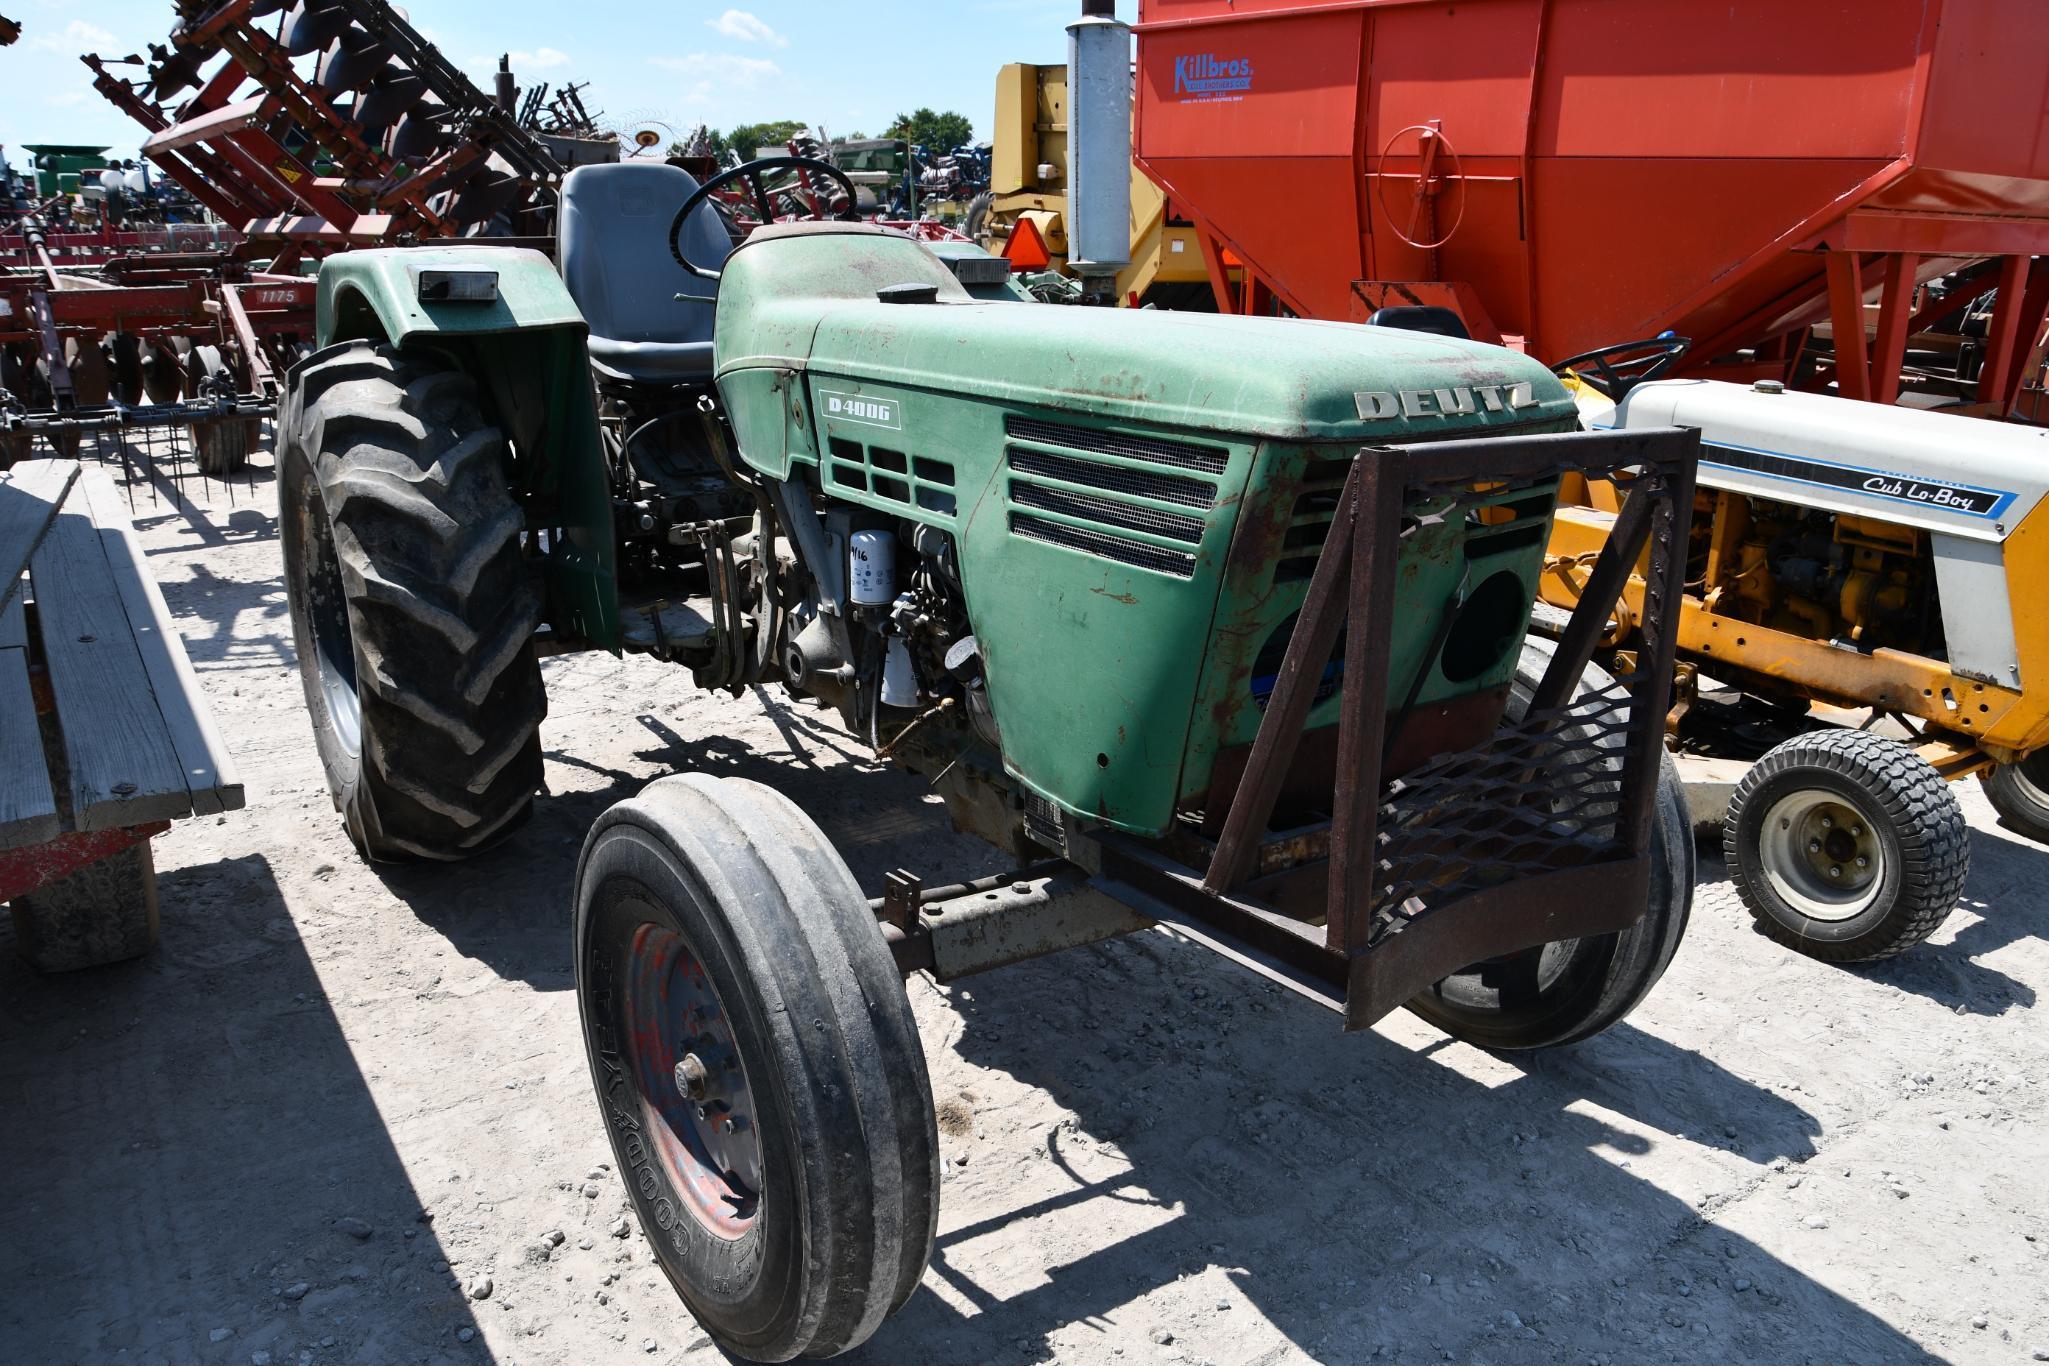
top-left (1406, 643), bottom-right (1693, 1050)
top-left (1725, 728), bottom-right (1967, 961)
top-left (575, 774), bottom-right (939, 1361)
top-left (1981, 754), bottom-right (2049, 845)
top-left (278, 341), bottom-right (545, 861)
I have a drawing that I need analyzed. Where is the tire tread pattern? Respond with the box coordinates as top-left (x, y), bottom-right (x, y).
top-left (285, 342), bottom-right (544, 860)
top-left (1725, 728), bottom-right (1966, 962)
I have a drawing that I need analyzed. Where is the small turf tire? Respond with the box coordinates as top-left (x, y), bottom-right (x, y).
top-left (1725, 728), bottom-right (1967, 961)
top-left (277, 341), bottom-right (544, 861)
top-left (1406, 643), bottom-right (1694, 1050)
top-left (574, 774), bottom-right (939, 1362)
top-left (187, 344), bottom-right (254, 477)
top-left (193, 420), bottom-right (254, 476)
top-left (1981, 754), bottom-right (2049, 845)
top-left (9, 843), bottom-right (160, 972)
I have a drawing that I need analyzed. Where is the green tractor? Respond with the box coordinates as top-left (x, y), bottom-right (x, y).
top-left (276, 156), bottom-right (1701, 1361)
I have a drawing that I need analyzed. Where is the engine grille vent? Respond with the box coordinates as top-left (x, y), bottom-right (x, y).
top-left (1004, 416), bottom-right (1230, 476)
top-left (1275, 455), bottom-right (1354, 581)
top-left (1010, 483), bottom-right (1206, 543)
top-left (1007, 448), bottom-right (1217, 509)
top-left (1009, 513), bottom-right (1198, 578)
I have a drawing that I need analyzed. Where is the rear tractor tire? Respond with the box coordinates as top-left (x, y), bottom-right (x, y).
top-left (1981, 753), bottom-right (2049, 846)
top-left (277, 341), bottom-right (545, 861)
top-left (1406, 643), bottom-right (1694, 1050)
top-left (574, 775), bottom-right (939, 1361)
top-left (1725, 728), bottom-right (1968, 961)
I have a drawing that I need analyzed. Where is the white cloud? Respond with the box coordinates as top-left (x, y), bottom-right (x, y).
top-left (31, 19), bottom-right (116, 51)
top-left (473, 47), bottom-right (571, 71)
top-left (706, 10), bottom-right (788, 48)
top-left (649, 51), bottom-right (783, 102)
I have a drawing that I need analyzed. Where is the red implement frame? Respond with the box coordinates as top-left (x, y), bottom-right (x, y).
top-left (80, 0), bottom-right (564, 257)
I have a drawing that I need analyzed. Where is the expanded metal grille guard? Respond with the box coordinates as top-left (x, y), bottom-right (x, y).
top-left (1368, 678), bottom-right (1634, 937)
top-left (1102, 424), bottom-right (1698, 1029)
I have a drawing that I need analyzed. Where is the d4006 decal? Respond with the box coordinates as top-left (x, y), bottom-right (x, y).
top-left (818, 389), bottom-right (902, 431)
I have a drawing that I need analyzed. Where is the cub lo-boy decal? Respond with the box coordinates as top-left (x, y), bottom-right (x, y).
top-left (1704, 441), bottom-right (2016, 520)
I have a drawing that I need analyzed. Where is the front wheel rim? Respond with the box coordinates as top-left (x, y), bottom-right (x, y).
top-left (295, 480), bottom-right (362, 759)
top-left (1758, 790), bottom-right (1884, 921)
top-left (622, 917), bottom-right (764, 1239)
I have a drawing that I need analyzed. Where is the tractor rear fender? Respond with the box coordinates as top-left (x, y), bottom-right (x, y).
top-left (306, 246), bottom-right (620, 653)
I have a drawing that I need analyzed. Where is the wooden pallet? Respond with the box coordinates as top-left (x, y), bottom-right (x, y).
top-left (1, 460), bottom-right (244, 857)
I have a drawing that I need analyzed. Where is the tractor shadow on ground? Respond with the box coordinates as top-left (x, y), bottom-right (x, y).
top-left (374, 694), bottom-right (1002, 993)
top-left (0, 852), bottom-right (483, 1363)
top-left (352, 710), bottom-right (1940, 1363)
top-left (158, 559), bottom-right (297, 674)
top-left (95, 446), bottom-right (294, 675)
top-left (860, 936), bottom-right (1936, 1365)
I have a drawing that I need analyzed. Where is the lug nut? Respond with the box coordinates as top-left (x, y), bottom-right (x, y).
top-left (1855, 855), bottom-right (1869, 869)
top-left (675, 1052), bottom-right (711, 1102)
top-left (1807, 839), bottom-right (1822, 854)
top-left (1828, 865), bottom-right (1843, 879)
top-left (1850, 824), bottom-right (1863, 837)
top-left (1821, 815), bottom-right (1834, 829)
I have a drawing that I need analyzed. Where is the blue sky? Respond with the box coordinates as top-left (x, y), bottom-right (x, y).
top-left (1, 0), bottom-right (1137, 165)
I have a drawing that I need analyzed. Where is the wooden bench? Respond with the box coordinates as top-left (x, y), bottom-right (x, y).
top-left (1, 459), bottom-right (245, 971)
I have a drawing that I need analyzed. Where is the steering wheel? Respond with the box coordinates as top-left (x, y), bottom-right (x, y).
top-left (1550, 335), bottom-right (1692, 400)
top-left (668, 156), bottom-right (861, 282)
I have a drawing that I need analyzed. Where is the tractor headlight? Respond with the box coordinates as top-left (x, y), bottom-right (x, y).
top-left (416, 270), bottom-right (499, 303)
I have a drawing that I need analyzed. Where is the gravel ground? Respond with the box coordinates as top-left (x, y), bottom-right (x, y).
top-left (1, 455), bottom-right (2045, 1366)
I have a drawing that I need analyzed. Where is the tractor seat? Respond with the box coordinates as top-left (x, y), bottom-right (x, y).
top-left (558, 161), bottom-right (735, 384)
top-left (1364, 305), bottom-right (1472, 340)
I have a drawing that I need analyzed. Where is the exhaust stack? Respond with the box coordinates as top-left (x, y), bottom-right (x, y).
top-left (1066, 0), bottom-right (1131, 302)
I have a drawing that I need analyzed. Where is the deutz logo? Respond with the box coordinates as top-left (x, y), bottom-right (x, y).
top-left (1354, 382), bottom-right (1543, 421)
top-left (819, 389), bottom-right (902, 430)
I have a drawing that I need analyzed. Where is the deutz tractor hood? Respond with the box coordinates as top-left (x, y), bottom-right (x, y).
top-left (713, 224), bottom-right (1574, 442)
